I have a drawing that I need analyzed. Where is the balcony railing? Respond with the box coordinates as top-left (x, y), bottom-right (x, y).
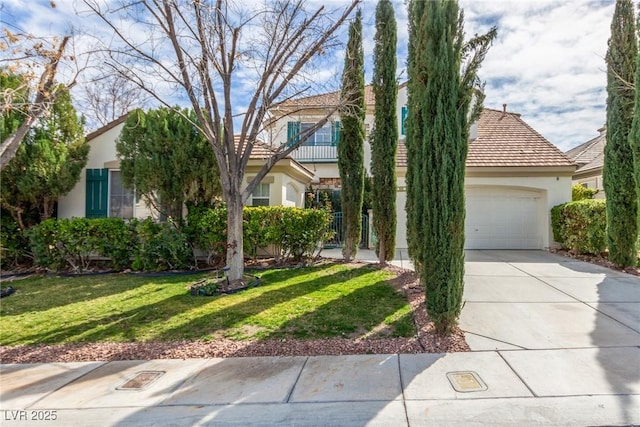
top-left (290, 144), bottom-right (338, 162)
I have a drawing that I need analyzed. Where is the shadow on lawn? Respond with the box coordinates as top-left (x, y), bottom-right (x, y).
top-left (0, 274), bottom-right (198, 317)
top-left (2, 263), bottom-right (376, 346)
top-left (151, 264), bottom-right (378, 342)
top-left (263, 279), bottom-right (413, 340)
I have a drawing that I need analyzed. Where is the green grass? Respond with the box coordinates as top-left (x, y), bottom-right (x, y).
top-left (0, 263), bottom-right (415, 345)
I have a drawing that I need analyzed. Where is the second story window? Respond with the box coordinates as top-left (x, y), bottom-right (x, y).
top-left (301, 123), bottom-right (333, 145)
top-left (287, 121), bottom-right (341, 147)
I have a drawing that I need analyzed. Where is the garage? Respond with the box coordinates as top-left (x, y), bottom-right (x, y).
top-left (465, 187), bottom-right (545, 250)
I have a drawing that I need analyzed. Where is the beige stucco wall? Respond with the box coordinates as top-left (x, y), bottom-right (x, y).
top-left (57, 122), bottom-right (153, 220)
top-left (394, 173), bottom-right (573, 250)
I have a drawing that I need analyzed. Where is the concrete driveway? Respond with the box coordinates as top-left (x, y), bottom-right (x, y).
top-left (461, 250), bottom-right (640, 351)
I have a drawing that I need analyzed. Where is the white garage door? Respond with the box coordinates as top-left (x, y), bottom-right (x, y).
top-left (465, 187), bottom-right (543, 249)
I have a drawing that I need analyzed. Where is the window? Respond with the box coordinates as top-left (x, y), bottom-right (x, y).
top-left (401, 106), bottom-right (408, 135)
top-left (109, 171), bottom-right (134, 218)
top-left (86, 169), bottom-right (134, 218)
top-left (251, 183), bottom-right (270, 206)
top-left (301, 123), bottom-right (332, 145)
top-left (287, 121), bottom-right (340, 146)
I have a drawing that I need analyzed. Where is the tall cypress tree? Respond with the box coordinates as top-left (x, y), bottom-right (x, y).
top-left (406, 0), bottom-right (427, 275)
top-left (406, 0), bottom-right (495, 332)
top-left (627, 4), bottom-right (640, 259)
top-left (338, 9), bottom-right (366, 262)
top-left (371, 0), bottom-right (398, 265)
top-left (605, 0), bottom-right (638, 267)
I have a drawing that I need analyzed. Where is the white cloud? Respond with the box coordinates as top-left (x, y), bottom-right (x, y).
top-left (3, 0), bottom-right (619, 152)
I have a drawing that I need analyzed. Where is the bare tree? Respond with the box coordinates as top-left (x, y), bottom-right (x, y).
top-left (85, 0), bottom-right (359, 283)
top-left (80, 72), bottom-right (151, 127)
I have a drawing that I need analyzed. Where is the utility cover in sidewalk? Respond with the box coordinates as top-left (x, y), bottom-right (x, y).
top-left (116, 371), bottom-right (165, 391)
top-left (446, 371), bottom-right (487, 392)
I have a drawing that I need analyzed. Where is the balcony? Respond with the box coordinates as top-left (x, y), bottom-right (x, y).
top-left (290, 144), bottom-right (338, 163)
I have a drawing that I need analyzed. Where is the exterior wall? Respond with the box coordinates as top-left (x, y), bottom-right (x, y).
top-left (244, 166), bottom-right (310, 208)
top-left (394, 173), bottom-right (573, 250)
top-left (269, 109), bottom-right (374, 176)
top-left (57, 122), bottom-right (154, 220)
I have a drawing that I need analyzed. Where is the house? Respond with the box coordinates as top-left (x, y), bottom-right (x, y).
top-left (565, 126), bottom-right (606, 198)
top-left (57, 115), bottom-right (314, 220)
top-left (267, 84), bottom-right (576, 250)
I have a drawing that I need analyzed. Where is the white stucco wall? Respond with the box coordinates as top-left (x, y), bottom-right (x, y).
top-left (394, 174), bottom-right (573, 250)
top-left (57, 122), bottom-right (153, 220)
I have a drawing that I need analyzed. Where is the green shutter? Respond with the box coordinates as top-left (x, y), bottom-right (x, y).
top-left (287, 121), bottom-right (300, 147)
top-left (332, 121), bottom-right (341, 145)
top-left (401, 106), bottom-right (408, 136)
top-left (85, 168), bottom-right (108, 218)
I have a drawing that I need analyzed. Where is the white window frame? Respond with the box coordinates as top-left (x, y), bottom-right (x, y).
top-left (108, 169), bottom-right (135, 219)
top-left (301, 122), bottom-right (333, 146)
top-left (251, 182), bottom-right (270, 206)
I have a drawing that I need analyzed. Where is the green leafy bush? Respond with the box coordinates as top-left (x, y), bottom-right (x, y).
top-left (244, 207), bottom-right (271, 261)
top-left (185, 205), bottom-right (227, 266)
top-left (89, 218), bottom-right (135, 270)
top-left (0, 216), bottom-right (30, 269)
top-left (550, 203), bottom-right (567, 245)
top-left (188, 205), bottom-right (333, 263)
top-left (27, 218), bottom-right (134, 272)
top-left (572, 184), bottom-right (598, 201)
top-left (26, 218), bottom-right (67, 271)
top-left (551, 199), bottom-right (607, 255)
top-left (131, 218), bottom-right (194, 271)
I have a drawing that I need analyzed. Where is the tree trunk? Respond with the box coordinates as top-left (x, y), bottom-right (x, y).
top-left (378, 237), bottom-right (386, 267)
top-left (225, 194), bottom-right (244, 283)
top-left (0, 115), bottom-right (38, 171)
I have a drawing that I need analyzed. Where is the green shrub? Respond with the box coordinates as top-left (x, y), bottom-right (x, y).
top-left (131, 218), bottom-right (194, 271)
top-left (550, 203), bottom-right (567, 244)
top-left (279, 207), bottom-right (333, 261)
top-left (27, 218), bottom-right (134, 272)
top-left (551, 199), bottom-right (607, 255)
top-left (572, 184), bottom-right (598, 201)
top-left (188, 205), bottom-right (333, 263)
top-left (0, 216), bottom-right (30, 269)
top-left (26, 218), bottom-right (67, 271)
top-left (244, 207), bottom-right (271, 261)
top-left (186, 205), bottom-right (227, 266)
top-left (89, 218), bottom-right (135, 270)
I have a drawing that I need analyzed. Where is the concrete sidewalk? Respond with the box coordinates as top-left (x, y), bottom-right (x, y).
top-left (2, 250), bottom-right (639, 426)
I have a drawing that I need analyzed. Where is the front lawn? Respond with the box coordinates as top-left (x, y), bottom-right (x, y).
top-left (0, 263), bottom-right (415, 346)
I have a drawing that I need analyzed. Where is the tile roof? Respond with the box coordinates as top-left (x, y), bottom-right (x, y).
top-left (397, 108), bottom-right (575, 168)
top-left (565, 126), bottom-right (606, 173)
top-left (575, 152), bottom-right (604, 173)
top-left (281, 85), bottom-right (376, 107)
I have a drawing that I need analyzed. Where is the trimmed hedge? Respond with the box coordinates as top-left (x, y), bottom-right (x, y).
top-left (26, 218), bottom-right (193, 272)
top-left (24, 206), bottom-right (333, 272)
top-left (187, 205), bottom-right (333, 264)
top-left (551, 199), bottom-right (607, 255)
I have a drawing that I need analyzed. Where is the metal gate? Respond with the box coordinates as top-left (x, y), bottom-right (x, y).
top-left (326, 212), bottom-right (369, 248)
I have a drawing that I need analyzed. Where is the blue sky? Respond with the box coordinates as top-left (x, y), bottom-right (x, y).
top-left (1, 0), bottom-right (617, 152)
